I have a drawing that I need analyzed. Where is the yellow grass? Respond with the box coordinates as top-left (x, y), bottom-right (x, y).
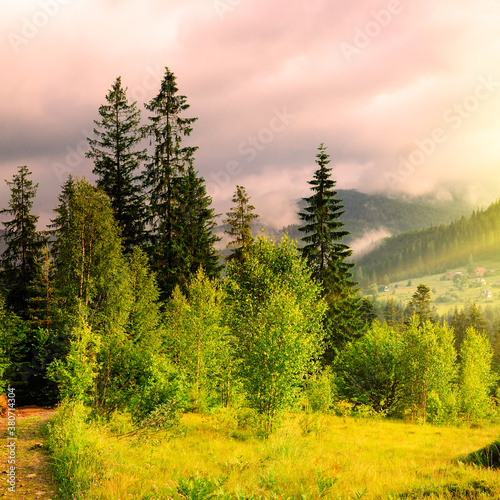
top-left (50, 409), bottom-right (500, 499)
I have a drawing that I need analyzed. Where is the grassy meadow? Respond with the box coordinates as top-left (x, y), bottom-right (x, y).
top-left (365, 258), bottom-right (500, 315)
top-left (47, 405), bottom-right (500, 500)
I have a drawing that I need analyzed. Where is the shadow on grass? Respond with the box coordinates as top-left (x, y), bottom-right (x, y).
top-left (462, 438), bottom-right (500, 469)
top-left (396, 480), bottom-right (494, 499)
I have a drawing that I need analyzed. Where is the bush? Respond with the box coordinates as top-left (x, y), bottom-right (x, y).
top-left (47, 402), bottom-right (105, 499)
top-left (304, 367), bottom-right (336, 412)
top-left (128, 355), bottom-right (187, 429)
top-left (211, 406), bottom-right (260, 434)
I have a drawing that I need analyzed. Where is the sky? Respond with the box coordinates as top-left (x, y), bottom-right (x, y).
top-left (2, 0), bottom-right (500, 230)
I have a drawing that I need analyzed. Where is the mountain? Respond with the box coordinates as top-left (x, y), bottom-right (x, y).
top-left (280, 189), bottom-right (472, 247)
top-left (355, 199), bottom-right (500, 286)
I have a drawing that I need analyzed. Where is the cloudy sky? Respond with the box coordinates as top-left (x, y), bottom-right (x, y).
top-left (2, 0), bottom-right (500, 229)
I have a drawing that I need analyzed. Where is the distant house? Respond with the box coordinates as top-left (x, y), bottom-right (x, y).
top-left (476, 278), bottom-right (487, 285)
top-left (481, 289), bottom-right (493, 298)
top-left (378, 285), bottom-right (389, 293)
top-left (476, 267), bottom-right (487, 276)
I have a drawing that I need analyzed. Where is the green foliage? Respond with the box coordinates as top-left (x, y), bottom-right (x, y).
top-left (399, 318), bottom-right (457, 424)
top-left (125, 246), bottom-right (163, 350)
top-left (86, 76), bottom-right (147, 251)
top-left (47, 402), bottom-right (105, 499)
top-left (0, 297), bottom-right (28, 393)
top-left (176, 475), bottom-right (228, 500)
top-left (225, 236), bottom-right (326, 435)
top-left (164, 268), bottom-right (231, 409)
top-left (458, 327), bottom-right (497, 425)
top-left (304, 367), bottom-right (336, 413)
top-left (335, 321), bottom-right (402, 414)
top-left (48, 319), bottom-right (100, 404)
top-left (52, 177), bottom-right (128, 331)
top-left (128, 354), bottom-right (187, 428)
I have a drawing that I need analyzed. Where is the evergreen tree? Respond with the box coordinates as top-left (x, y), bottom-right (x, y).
top-left (86, 77), bottom-right (147, 251)
top-left (170, 166), bottom-right (221, 293)
top-left (0, 166), bottom-right (46, 320)
top-left (298, 145), bottom-right (361, 359)
top-left (298, 144), bottom-right (353, 285)
top-left (223, 185), bottom-right (259, 262)
top-left (142, 67), bottom-right (198, 296)
top-left (407, 284), bottom-right (433, 326)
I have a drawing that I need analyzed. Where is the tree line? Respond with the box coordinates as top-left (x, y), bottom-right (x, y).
top-left (0, 68), bottom-right (498, 433)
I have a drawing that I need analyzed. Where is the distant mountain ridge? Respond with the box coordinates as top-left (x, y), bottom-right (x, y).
top-left (355, 198), bottom-right (500, 286)
top-left (279, 189), bottom-right (473, 246)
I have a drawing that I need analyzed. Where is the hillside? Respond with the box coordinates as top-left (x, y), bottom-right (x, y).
top-left (282, 189), bottom-right (472, 245)
top-left (356, 199), bottom-right (500, 286)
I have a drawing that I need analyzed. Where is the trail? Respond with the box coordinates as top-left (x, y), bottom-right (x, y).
top-left (1, 407), bottom-right (59, 499)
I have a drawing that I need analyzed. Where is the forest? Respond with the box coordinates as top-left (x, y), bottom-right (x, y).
top-left (1, 67), bottom-right (500, 499)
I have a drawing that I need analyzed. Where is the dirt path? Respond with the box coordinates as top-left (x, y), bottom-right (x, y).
top-left (1, 407), bottom-right (59, 499)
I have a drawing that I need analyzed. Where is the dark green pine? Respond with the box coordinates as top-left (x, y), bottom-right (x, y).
top-left (298, 145), bottom-right (363, 361)
top-left (167, 166), bottom-right (221, 296)
top-left (142, 67), bottom-right (199, 297)
top-left (0, 166), bottom-right (46, 321)
top-left (86, 76), bottom-right (147, 252)
top-left (298, 144), bottom-right (354, 289)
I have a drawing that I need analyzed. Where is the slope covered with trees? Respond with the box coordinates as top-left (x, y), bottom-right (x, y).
top-left (355, 199), bottom-right (500, 286)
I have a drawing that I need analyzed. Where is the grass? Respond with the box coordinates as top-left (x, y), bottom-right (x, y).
top-left (365, 258), bottom-right (500, 315)
top-left (47, 404), bottom-right (500, 500)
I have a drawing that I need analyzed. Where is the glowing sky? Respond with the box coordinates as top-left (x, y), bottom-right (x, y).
top-left (2, 0), bottom-right (500, 229)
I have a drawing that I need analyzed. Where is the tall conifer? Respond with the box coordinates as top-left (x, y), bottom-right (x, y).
top-left (142, 68), bottom-right (199, 297)
top-left (86, 77), bottom-right (147, 251)
top-left (298, 145), bottom-right (361, 360)
top-left (0, 166), bottom-right (46, 320)
top-left (170, 166), bottom-right (221, 293)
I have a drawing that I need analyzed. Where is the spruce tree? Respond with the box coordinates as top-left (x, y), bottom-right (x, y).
top-left (298, 144), bottom-right (353, 284)
top-left (298, 145), bottom-right (361, 360)
top-left (170, 166), bottom-right (221, 293)
top-left (0, 166), bottom-right (46, 320)
top-left (86, 77), bottom-right (147, 251)
top-left (142, 67), bottom-right (198, 296)
top-left (223, 185), bottom-right (259, 262)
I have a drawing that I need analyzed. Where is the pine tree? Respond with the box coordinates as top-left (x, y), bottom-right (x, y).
top-left (298, 145), bottom-right (361, 359)
top-left (407, 284), bottom-right (434, 327)
top-left (86, 77), bottom-right (147, 251)
top-left (170, 166), bottom-right (221, 293)
top-left (223, 185), bottom-right (259, 262)
top-left (298, 144), bottom-right (353, 286)
top-left (142, 67), bottom-right (198, 296)
top-left (0, 166), bottom-right (46, 320)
